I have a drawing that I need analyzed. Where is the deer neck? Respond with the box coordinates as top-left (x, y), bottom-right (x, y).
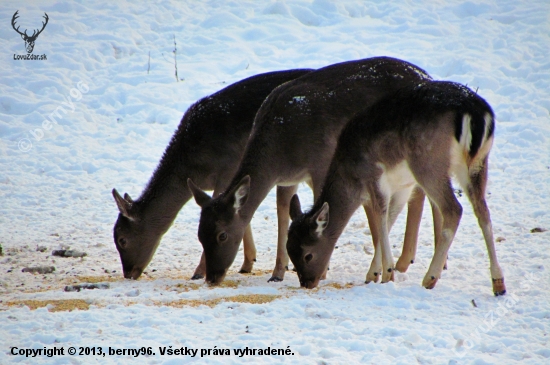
top-left (137, 173), bottom-right (191, 234)
top-left (317, 167), bottom-right (363, 245)
top-left (136, 140), bottom-right (194, 233)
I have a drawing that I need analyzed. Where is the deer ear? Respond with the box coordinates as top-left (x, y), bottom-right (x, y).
top-left (187, 179), bottom-right (212, 208)
top-left (123, 193), bottom-right (134, 203)
top-left (311, 202), bottom-right (329, 237)
top-left (113, 188), bottom-right (133, 218)
top-left (289, 194), bottom-right (303, 221)
top-left (228, 175), bottom-right (250, 214)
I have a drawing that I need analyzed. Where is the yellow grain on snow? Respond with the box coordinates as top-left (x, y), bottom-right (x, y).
top-left (6, 299), bottom-right (90, 312)
top-left (5, 295), bottom-right (280, 312)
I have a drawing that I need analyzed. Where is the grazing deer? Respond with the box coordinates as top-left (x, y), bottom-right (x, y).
top-left (287, 81), bottom-right (506, 296)
top-left (11, 10), bottom-right (48, 54)
top-left (112, 69), bottom-right (313, 279)
top-left (188, 57), bottom-right (435, 285)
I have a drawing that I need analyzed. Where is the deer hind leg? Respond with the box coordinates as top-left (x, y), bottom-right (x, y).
top-left (465, 156), bottom-right (505, 296)
top-left (416, 173), bottom-right (462, 290)
top-left (396, 186), bottom-right (425, 272)
top-left (430, 198), bottom-right (447, 270)
top-left (268, 185), bottom-right (299, 282)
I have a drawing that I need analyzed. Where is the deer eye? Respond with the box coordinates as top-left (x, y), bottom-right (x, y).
top-left (118, 238), bottom-right (127, 248)
top-left (304, 253), bottom-right (313, 263)
top-left (218, 232), bottom-right (228, 242)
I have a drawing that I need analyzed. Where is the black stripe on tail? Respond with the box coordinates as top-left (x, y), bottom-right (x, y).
top-left (453, 93), bottom-right (495, 158)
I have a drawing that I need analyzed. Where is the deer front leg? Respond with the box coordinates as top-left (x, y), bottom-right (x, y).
top-left (369, 194), bottom-right (394, 284)
top-left (268, 185), bottom-right (299, 282)
top-left (396, 186), bottom-right (425, 272)
top-left (238, 224), bottom-right (256, 273)
top-left (383, 187), bottom-right (415, 280)
top-left (191, 251), bottom-right (206, 280)
top-left (363, 204), bottom-right (382, 283)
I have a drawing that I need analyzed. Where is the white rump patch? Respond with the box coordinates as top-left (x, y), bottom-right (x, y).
top-left (459, 114), bottom-right (472, 152)
top-left (482, 113), bottom-right (493, 144)
top-left (448, 140), bottom-right (469, 188)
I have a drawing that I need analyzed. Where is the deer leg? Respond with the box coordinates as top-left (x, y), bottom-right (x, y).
top-left (416, 177), bottom-right (462, 290)
top-left (369, 187), bottom-right (395, 284)
top-left (430, 198), bottom-right (446, 270)
top-left (364, 203), bottom-right (382, 283)
top-left (396, 186), bottom-right (425, 272)
top-left (465, 157), bottom-right (505, 296)
top-left (238, 224), bottom-right (256, 273)
top-left (191, 251), bottom-right (206, 280)
top-left (268, 185), bottom-right (299, 282)
top-left (380, 187), bottom-right (414, 282)
top-left (365, 182), bottom-right (408, 283)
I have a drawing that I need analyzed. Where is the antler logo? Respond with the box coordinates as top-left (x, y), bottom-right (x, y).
top-left (12, 10), bottom-right (49, 54)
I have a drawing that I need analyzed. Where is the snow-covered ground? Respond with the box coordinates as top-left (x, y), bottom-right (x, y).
top-left (1, 0), bottom-right (549, 363)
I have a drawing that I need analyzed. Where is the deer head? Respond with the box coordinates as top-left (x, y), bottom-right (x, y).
top-left (12, 10), bottom-right (49, 54)
top-left (188, 176), bottom-right (251, 285)
top-left (287, 195), bottom-right (332, 289)
top-left (112, 188), bottom-right (163, 280)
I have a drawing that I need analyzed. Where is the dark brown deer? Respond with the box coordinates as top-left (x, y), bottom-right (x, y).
top-left (287, 81), bottom-right (506, 296)
top-left (112, 69), bottom-right (313, 279)
top-left (188, 57), bottom-right (435, 285)
top-left (12, 11), bottom-right (49, 54)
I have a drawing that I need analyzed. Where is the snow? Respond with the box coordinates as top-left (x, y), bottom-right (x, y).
top-left (1, 0), bottom-right (549, 364)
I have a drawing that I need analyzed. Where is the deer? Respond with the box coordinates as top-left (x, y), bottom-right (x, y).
top-left (112, 68), bottom-right (313, 280)
top-left (188, 57), bottom-right (439, 285)
top-left (286, 80), bottom-right (506, 296)
top-left (11, 11), bottom-right (49, 54)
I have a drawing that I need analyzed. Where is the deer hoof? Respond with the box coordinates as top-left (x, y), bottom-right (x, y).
top-left (395, 257), bottom-right (411, 273)
top-left (381, 268), bottom-right (394, 283)
top-left (365, 271), bottom-right (379, 284)
top-left (268, 276), bottom-right (283, 283)
top-left (191, 273), bottom-right (204, 280)
top-left (492, 278), bottom-right (506, 296)
top-left (239, 261), bottom-right (254, 274)
top-left (422, 274), bottom-right (438, 289)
